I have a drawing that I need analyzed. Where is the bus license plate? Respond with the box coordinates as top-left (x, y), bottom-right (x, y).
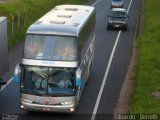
top-left (115, 25), bottom-right (119, 28)
top-left (43, 108), bottom-right (51, 111)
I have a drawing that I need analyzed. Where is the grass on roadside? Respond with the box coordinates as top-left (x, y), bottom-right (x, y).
top-left (0, 0), bottom-right (88, 48)
top-left (130, 0), bottom-right (160, 114)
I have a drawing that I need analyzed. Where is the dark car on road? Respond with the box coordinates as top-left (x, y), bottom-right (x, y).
top-left (111, 0), bottom-right (123, 8)
top-left (107, 8), bottom-right (129, 31)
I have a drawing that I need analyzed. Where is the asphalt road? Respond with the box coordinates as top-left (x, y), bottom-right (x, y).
top-left (0, 0), bottom-right (140, 120)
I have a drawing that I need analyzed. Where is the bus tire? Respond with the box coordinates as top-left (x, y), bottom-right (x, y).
top-left (76, 88), bottom-right (81, 106)
top-left (88, 62), bottom-right (92, 78)
top-left (107, 24), bottom-right (111, 30)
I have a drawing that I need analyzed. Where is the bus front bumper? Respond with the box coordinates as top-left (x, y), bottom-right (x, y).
top-left (21, 101), bottom-right (76, 113)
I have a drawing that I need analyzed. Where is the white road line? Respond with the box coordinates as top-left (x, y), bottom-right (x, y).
top-left (91, 31), bottom-right (121, 120)
top-left (127, 0), bottom-right (133, 14)
top-left (92, 0), bottom-right (100, 6)
top-left (0, 77), bottom-right (13, 92)
top-left (91, 0), bottom-right (133, 120)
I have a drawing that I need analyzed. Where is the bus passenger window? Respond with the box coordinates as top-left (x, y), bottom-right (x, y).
top-left (64, 46), bottom-right (76, 60)
top-left (25, 42), bottom-right (37, 58)
top-left (35, 43), bottom-right (43, 59)
top-left (24, 35), bottom-right (45, 59)
top-left (54, 48), bottom-right (65, 60)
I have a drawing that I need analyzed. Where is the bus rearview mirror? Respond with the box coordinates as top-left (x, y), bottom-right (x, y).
top-left (13, 63), bottom-right (21, 83)
top-left (76, 67), bottom-right (81, 86)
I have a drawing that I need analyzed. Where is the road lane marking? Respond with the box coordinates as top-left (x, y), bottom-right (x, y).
top-left (92, 0), bottom-right (100, 6)
top-left (91, 31), bottom-right (121, 120)
top-left (0, 77), bottom-right (13, 92)
top-left (91, 0), bottom-right (133, 119)
top-left (127, 0), bottom-right (133, 14)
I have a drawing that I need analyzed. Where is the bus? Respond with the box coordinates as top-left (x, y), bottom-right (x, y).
top-left (14, 4), bottom-right (96, 112)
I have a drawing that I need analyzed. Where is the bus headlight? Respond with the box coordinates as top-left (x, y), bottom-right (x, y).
top-left (61, 101), bottom-right (73, 105)
top-left (108, 20), bottom-right (113, 23)
top-left (121, 21), bottom-right (126, 24)
top-left (21, 105), bottom-right (24, 109)
top-left (23, 99), bottom-right (33, 103)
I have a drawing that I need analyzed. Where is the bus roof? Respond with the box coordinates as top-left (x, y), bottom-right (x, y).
top-left (27, 5), bottom-right (95, 36)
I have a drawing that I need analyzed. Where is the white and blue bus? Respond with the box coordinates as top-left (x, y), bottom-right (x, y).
top-left (14, 4), bottom-right (95, 112)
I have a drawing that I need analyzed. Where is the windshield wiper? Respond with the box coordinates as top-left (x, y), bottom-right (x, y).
top-left (49, 92), bottom-right (74, 96)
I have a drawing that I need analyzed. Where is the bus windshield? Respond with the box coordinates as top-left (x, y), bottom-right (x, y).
top-left (21, 66), bottom-right (76, 96)
top-left (23, 35), bottom-right (77, 61)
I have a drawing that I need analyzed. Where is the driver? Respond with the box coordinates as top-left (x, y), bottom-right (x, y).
top-left (58, 75), bottom-right (72, 88)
